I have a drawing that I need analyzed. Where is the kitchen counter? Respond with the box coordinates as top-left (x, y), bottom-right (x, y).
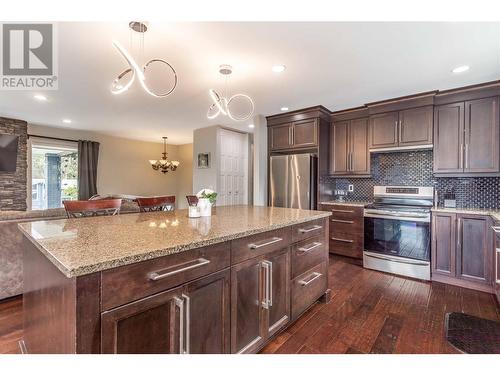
top-left (431, 207), bottom-right (500, 222)
top-left (19, 205), bottom-right (331, 278)
top-left (319, 200), bottom-right (371, 207)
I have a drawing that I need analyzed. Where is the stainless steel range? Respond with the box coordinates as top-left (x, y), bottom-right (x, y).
top-left (363, 186), bottom-right (434, 281)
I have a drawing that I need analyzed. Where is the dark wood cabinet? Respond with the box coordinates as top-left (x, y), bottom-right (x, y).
top-left (269, 123), bottom-right (292, 150)
top-left (368, 112), bottom-right (398, 149)
top-left (399, 106), bottom-right (433, 147)
top-left (230, 248), bottom-right (290, 353)
top-left (431, 212), bottom-right (493, 293)
top-left (464, 97), bottom-right (500, 173)
top-left (101, 286), bottom-right (183, 354)
top-left (330, 118), bottom-right (369, 176)
top-left (432, 212), bottom-right (456, 277)
top-left (433, 102), bottom-right (464, 174)
top-left (457, 215), bottom-right (492, 284)
top-left (101, 270), bottom-right (231, 354)
top-left (369, 106), bottom-right (433, 151)
top-left (268, 119), bottom-right (318, 151)
top-left (434, 97), bottom-right (500, 176)
top-left (292, 119), bottom-right (318, 148)
top-left (493, 223), bottom-right (500, 305)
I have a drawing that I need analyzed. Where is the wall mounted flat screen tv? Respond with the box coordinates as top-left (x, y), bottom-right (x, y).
top-left (0, 134), bottom-right (19, 172)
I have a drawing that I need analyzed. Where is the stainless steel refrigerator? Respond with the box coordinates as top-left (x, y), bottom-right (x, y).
top-left (269, 154), bottom-right (317, 209)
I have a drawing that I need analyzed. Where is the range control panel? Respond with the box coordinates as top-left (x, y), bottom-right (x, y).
top-left (385, 187), bottom-right (419, 195)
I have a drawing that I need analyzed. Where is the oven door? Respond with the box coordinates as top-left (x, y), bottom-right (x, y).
top-left (363, 214), bottom-right (431, 262)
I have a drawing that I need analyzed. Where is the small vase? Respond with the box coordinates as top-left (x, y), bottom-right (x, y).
top-left (197, 198), bottom-right (212, 217)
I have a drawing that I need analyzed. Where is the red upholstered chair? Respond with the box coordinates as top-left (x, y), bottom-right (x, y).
top-left (135, 196), bottom-right (176, 212)
top-left (63, 199), bottom-right (122, 218)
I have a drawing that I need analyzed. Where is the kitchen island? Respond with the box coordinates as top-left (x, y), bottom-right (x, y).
top-left (19, 205), bottom-right (331, 354)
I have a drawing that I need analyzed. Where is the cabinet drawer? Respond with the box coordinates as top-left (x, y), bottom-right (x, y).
top-left (231, 227), bottom-right (291, 264)
top-left (321, 204), bottom-right (363, 221)
top-left (329, 231), bottom-right (363, 259)
top-left (101, 242), bottom-right (230, 310)
top-left (292, 218), bottom-right (326, 243)
top-left (291, 262), bottom-right (328, 320)
top-left (291, 235), bottom-right (328, 279)
top-left (329, 217), bottom-right (362, 234)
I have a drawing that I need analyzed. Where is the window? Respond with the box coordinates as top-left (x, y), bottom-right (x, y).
top-left (29, 138), bottom-right (78, 210)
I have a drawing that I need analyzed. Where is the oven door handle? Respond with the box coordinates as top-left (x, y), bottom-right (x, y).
top-left (364, 252), bottom-right (430, 266)
top-left (364, 211), bottom-right (430, 222)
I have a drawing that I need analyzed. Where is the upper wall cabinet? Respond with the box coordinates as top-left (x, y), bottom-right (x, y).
top-left (434, 96), bottom-right (499, 176)
top-left (268, 119), bottom-right (318, 151)
top-left (330, 118), bottom-right (370, 176)
top-left (368, 106), bottom-right (433, 152)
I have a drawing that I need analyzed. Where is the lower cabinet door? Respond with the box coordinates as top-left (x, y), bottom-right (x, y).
top-left (183, 269), bottom-right (231, 354)
top-left (230, 257), bottom-right (266, 353)
top-left (457, 215), bottom-right (492, 284)
top-left (101, 286), bottom-right (183, 354)
top-left (265, 248), bottom-right (291, 337)
top-left (431, 212), bottom-right (456, 277)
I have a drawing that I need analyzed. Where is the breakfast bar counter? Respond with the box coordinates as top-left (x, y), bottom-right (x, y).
top-left (20, 205), bottom-right (331, 354)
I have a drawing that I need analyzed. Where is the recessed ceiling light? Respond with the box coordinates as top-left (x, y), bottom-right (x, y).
top-left (62, 119), bottom-right (72, 124)
top-left (272, 65), bottom-right (286, 73)
top-left (248, 124), bottom-right (255, 128)
top-left (34, 94), bottom-right (47, 101)
top-left (452, 65), bottom-right (470, 74)
top-left (280, 107), bottom-right (289, 111)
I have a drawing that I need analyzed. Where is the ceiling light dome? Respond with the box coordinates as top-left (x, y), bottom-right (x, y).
top-left (452, 65), bottom-right (470, 74)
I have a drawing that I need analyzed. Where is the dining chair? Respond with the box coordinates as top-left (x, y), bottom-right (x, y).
top-left (186, 195), bottom-right (199, 206)
top-left (63, 199), bottom-right (122, 218)
top-left (135, 196), bottom-right (176, 212)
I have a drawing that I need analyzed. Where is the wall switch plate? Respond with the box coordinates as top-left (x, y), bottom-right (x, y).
top-left (348, 184), bottom-right (354, 192)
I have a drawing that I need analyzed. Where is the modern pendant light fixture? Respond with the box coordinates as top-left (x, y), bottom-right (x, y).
top-left (111, 22), bottom-right (177, 98)
top-left (207, 64), bottom-right (254, 121)
top-left (149, 137), bottom-right (180, 173)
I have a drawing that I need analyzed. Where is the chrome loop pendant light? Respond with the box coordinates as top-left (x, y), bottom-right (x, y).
top-left (207, 65), bottom-right (254, 121)
top-left (111, 22), bottom-right (177, 98)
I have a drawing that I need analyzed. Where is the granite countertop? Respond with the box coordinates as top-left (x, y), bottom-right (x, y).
top-left (18, 205), bottom-right (331, 278)
top-left (431, 207), bottom-right (500, 222)
top-left (319, 200), bottom-right (372, 207)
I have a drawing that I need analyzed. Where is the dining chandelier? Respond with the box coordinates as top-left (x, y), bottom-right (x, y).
top-left (111, 22), bottom-right (177, 98)
top-left (207, 65), bottom-right (254, 121)
top-left (149, 137), bottom-right (180, 173)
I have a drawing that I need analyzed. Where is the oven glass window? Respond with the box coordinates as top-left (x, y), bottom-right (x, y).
top-left (364, 217), bottom-right (430, 261)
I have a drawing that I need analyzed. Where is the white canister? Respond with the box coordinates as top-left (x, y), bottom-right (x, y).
top-left (188, 205), bottom-right (201, 218)
top-left (197, 198), bottom-right (212, 217)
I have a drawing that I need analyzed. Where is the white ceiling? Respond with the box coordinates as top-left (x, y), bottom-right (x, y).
top-left (0, 22), bottom-right (499, 145)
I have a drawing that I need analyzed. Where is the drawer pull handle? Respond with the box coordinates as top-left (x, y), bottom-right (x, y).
top-left (330, 219), bottom-right (354, 224)
top-left (299, 272), bottom-right (322, 287)
top-left (297, 242), bottom-right (322, 253)
top-left (330, 209), bottom-right (354, 213)
top-left (331, 237), bottom-right (353, 243)
top-left (248, 237), bottom-right (283, 249)
top-left (298, 225), bottom-right (322, 233)
top-left (492, 226), bottom-right (500, 234)
top-left (148, 258), bottom-right (211, 281)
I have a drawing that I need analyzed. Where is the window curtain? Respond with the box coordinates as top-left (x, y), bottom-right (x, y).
top-left (77, 140), bottom-right (100, 200)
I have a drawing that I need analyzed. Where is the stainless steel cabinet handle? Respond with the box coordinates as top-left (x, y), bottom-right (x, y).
top-left (457, 217), bottom-right (462, 250)
top-left (299, 225), bottom-right (322, 233)
top-left (459, 143), bottom-right (464, 169)
top-left (299, 272), bottom-right (322, 287)
top-left (496, 248), bottom-right (500, 284)
top-left (297, 242), bottom-right (322, 253)
top-left (330, 236), bottom-right (353, 243)
top-left (267, 261), bottom-right (273, 307)
top-left (174, 297), bottom-right (184, 354)
top-left (149, 258), bottom-right (211, 280)
top-left (261, 261), bottom-right (272, 309)
top-left (248, 237), bottom-right (283, 249)
top-left (182, 294), bottom-right (190, 354)
top-left (465, 144), bottom-right (469, 169)
top-left (330, 209), bottom-right (354, 213)
top-left (492, 226), bottom-right (500, 234)
top-left (330, 219), bottom-right (354, 224)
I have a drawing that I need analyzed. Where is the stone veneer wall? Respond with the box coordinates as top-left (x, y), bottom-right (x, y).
top-left (0, 117), bottom-right (27, 211)
top-left (321, 150), bottom-right (500, 209)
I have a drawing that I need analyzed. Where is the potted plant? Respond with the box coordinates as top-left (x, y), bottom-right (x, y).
top-left (196, 189), bottom-right (217, 217)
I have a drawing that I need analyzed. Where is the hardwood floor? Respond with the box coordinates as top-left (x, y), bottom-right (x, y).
top-left (0, 255), bottom-right (498, 354)
top-left (260, 255), bottom-right (500, 354)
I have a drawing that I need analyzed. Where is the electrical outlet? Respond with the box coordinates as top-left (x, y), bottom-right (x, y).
top-left (348, 184), bottom-right (354, 192)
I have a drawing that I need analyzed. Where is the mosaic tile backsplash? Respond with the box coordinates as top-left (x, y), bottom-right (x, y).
top-left (320, 150), bottom-right (500, 209)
